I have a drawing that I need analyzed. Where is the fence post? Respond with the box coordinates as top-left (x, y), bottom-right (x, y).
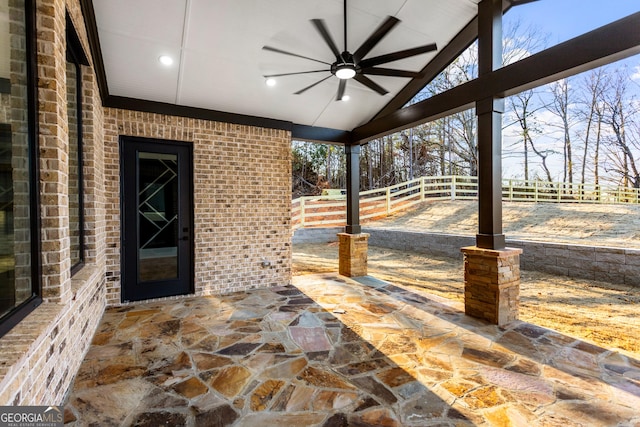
top-left (299, 198), bottom-right (306, 227)
top-left (451, 175), bottom-right (457, 201)
top-left (579, 183), bottom-right (584, 202)
top-left (420, 177), bottom-right (425, 201)
top-left (474, 176), bottom-right (478, 199)
top-left (386, 187), bottom-right (391, 216)
top-left (557, 183), bottom-right (561, 202)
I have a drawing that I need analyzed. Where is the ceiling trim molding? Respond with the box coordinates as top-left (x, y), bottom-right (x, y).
top-left (105, 96), bottom-right (294, 131)
top-left (291, 124), bottom-right (352, 145)
top-left (79, 0), bottom-right (109, 101)
top-left (104, 96), bottom-right (356, 144)
top-left (353, 11), bottom-right (640, 142)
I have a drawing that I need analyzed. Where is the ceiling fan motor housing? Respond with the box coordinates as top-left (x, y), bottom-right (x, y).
top-left (332, 52), bottom-right (359, 79)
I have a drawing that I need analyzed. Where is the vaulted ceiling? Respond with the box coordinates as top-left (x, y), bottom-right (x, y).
top-left (90, 0), bottom-right (482, 131)
top-left (84, 1), bottom-right (640, 144)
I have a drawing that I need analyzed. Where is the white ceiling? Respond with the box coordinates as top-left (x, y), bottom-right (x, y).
top-left (92, 0), bottom-right (481, 131)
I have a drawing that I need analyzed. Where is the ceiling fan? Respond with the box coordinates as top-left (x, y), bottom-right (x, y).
top-left (262, 0), bottom-right (438, 101)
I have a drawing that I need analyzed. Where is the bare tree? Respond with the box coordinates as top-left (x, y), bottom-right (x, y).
top-left (548, 78), bottom-right (576, 184)
top-left (502, 17), bottom-right (548, 66)
top-left (602, 67), bottom-right (640, 188)
top-left (506, 89), bottom-right (555, 182)
top-left (578, 68), bottom-right (609, 184)
top-left (411, 122), bottom-right (447, 177)
top-left (291, 141), bottom-right (329, 196)
top-left (502, 20), bottom-right (554, 183)
top-left (593, 96), bottom-right (606, 186)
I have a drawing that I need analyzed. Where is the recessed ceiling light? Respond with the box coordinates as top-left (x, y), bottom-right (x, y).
top-left (265, 78), bottom-right (276, 87)
top-left (158, 55), bottom-right (173, 66)
top-left (341, 95), bottom-right (350, 102)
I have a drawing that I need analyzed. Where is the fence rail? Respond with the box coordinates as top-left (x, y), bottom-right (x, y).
top-left (292, 175), bottom-right (640, 229)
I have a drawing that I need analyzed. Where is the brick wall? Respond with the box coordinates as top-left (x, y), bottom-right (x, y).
top-left (0, 266), bottom-right (105, 404)
top-left (0, 0), bottom-right (106, 405)
top-left (103, 111), bottom-right (292, 304)
top-left (0, 0), bottom-right (293, 406)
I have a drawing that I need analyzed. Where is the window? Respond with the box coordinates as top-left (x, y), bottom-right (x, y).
top-left (66, 13), bottom-right (88, 274)
top-left (0, 0), bottom-right (40, 337)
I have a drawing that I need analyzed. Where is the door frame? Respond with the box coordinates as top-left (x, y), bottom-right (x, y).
top-left (119, 136), bottom-right (194, 302)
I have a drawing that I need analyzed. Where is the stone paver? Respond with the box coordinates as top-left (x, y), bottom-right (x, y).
top-left (65, 273), bottom-right (640, 426)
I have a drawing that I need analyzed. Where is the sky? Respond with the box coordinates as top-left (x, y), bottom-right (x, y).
top-left (505, 0), bottom-right (639, 45)
top-left (499, 1), bottom-right (640, 182)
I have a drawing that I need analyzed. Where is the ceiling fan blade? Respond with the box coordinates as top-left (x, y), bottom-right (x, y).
top-left (336, 79), bottom-right (346, 101)
top-left (353, 16), bottom-right (400, 62)
top-left (294, 75), bottom-right (333, 95)
top-left (359, 43), bottom-right (438, 68)
top-left (264, 70), bottom-right (328, 78)
top-left (354, 74), bottom-right (388, 95)
top-left (361, 67), bottom-right (422, 78)
top-left (263, 46), bottom-right (331, 66)
top-left (311, 19), bottom-right (341, 58)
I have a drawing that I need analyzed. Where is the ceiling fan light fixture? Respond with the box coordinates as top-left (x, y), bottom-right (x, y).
top-left (335, 64), bottom-right (356, 79)
top-left (341, 95), bottom-right (350, 101)
top-left (265, 78), bottom-right (276, 87)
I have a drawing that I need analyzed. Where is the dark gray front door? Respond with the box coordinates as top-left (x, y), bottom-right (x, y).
top-left (121, 137), bottom-right (193, 302)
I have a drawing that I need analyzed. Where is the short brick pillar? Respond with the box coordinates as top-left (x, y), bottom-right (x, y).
top-left (461, 246), bottom-right (523, 326)
top-left (338, 233), bottom-right (369, 277)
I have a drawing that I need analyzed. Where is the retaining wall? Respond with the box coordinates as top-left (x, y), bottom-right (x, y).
top-left (293, 227), bottom-right (344, 244)
top-left (292, 227), bottom-right (640, 286)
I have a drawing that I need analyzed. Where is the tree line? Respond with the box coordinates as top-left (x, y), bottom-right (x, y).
top-left (292, 21), bottom-right (640, 196)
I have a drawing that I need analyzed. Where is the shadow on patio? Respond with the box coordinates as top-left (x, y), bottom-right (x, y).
top-left (64, 273), bottom-right (640, 426)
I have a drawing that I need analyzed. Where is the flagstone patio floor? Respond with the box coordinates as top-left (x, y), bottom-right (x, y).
top-left (64, 273), bottom-right (640, 426)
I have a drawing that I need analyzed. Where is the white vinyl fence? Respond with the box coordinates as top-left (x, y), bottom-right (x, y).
top-left (292, 175), bottom-right (640, 229)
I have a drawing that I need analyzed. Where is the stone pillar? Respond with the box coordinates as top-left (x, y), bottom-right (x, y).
top-left (461, 246), bottom-right (522, 326)
top-left (338, 233), bottom-right (369, 277)
top-left (340, 144), bottom-right (368, 277)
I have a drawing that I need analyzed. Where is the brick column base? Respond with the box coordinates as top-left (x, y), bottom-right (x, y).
top-left (461, 246), bottom-right (523, 326)
top-left (338, 233), bottom-right (369, 277)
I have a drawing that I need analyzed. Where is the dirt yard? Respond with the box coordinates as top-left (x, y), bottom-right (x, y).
top-left (293, 201), bottom-right (640, 357)
top-left (370, 200), bottom-right (640, 248)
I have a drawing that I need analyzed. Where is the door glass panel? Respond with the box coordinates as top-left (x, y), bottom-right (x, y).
top-left (138, 152), bottom-right (178, 282)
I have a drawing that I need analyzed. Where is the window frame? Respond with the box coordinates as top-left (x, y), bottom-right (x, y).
top-left (66, 13), bottom-right (89, 276)
top-left (0, 0), bottom-right (42, 337)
